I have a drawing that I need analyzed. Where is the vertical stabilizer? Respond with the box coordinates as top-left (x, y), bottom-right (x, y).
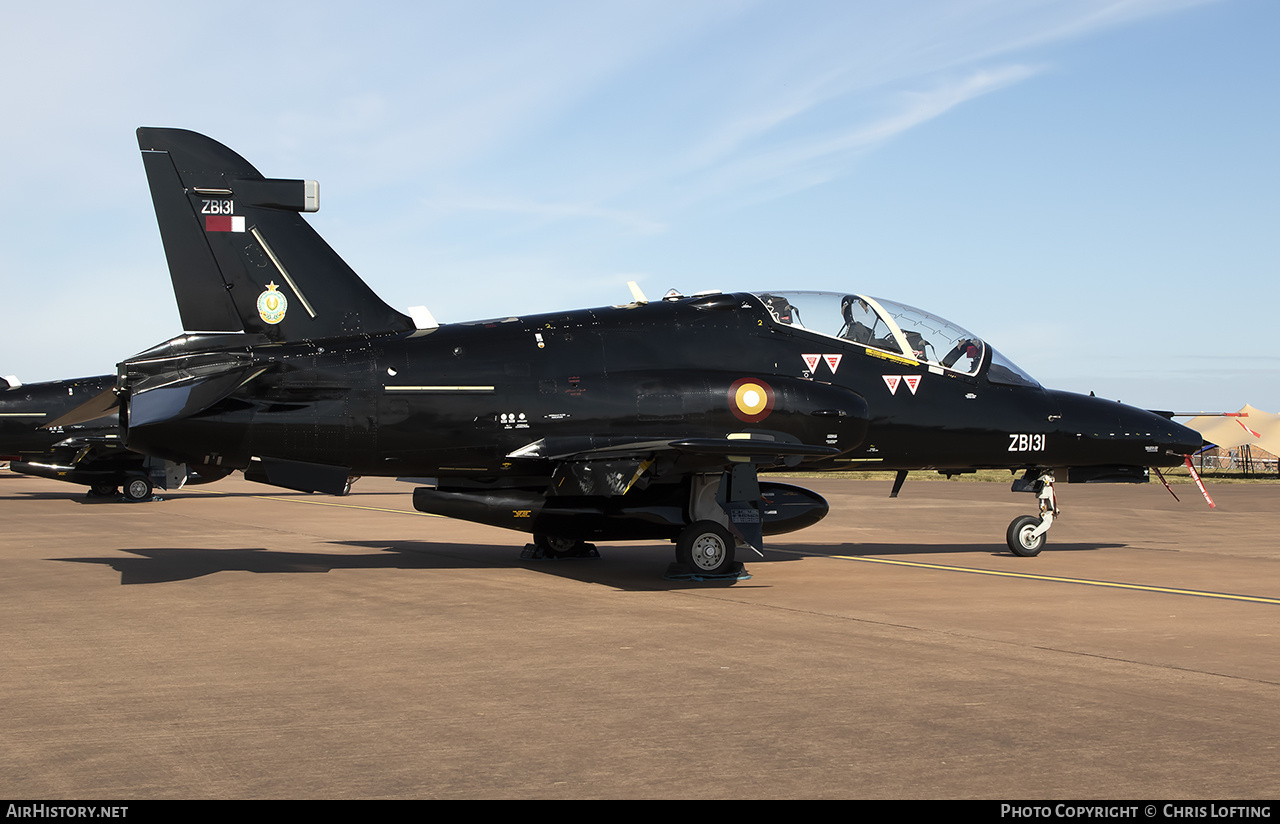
top-left (137, 127), bottom-right (415, 340)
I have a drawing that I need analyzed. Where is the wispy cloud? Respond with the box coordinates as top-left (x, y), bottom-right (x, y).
top-left (675, 64), bottom-right (1044, 206)
top-left (388, 1), bottom-right (1222, 221)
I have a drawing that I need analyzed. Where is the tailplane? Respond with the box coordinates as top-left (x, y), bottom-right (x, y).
top-left (137, 127), bottom-right (415, 340)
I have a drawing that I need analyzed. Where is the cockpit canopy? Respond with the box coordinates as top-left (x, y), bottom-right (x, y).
top-left (753, 291), bottom-right (1039, 388)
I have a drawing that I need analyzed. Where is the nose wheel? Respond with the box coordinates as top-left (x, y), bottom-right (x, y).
top-left (1007, 515), bottom-right (1046, 556)
top-left (1006, 471), bottom-right (1057, 557)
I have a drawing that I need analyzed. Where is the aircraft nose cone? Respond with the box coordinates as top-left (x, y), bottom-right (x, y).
top-left (1118, 406), bottom-right (1205, 464)
top-left (1165, 419), bottom-right (1205, 457)
top-left (1120, 405), bottom-right (1203, 459)
top-left (1050, 391), bottom-right (1206, 467)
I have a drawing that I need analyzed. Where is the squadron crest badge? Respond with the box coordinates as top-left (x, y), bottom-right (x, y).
top-left (256, 282), bottom-right (288, 325)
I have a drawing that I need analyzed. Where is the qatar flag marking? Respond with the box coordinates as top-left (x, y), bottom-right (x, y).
top-left (206, 215), bottom-right (246, 232)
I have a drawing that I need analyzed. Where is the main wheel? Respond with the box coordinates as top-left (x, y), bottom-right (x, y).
top-left (1006, 515), bottom-right (1046, 557)
top-left (676, 521), bottom-right (737, 575)
top-left (123, 476), bottom-right (153, 502)
top-left (534, 534), bottom-right (586, 558)
top-left (89, 483), bottom-right (118, 497)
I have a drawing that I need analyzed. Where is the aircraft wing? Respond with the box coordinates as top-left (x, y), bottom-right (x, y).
top-left (506, 435), bottom-right (839, 462)
top-left (666, 438), bottom-right (839, 459)
top-left (506, 435), bottom-right (839, 499)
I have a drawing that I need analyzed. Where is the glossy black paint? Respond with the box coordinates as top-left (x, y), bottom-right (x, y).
top-left (105, 127), bottom-right (1202, 550)
top-left (0, 375), bottom-right (116, 460)
top-left (411, 479), bottom-right (826, 542)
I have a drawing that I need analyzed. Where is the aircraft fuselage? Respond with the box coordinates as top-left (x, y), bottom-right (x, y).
top-left (123, 292), bottom-right (1197, 486)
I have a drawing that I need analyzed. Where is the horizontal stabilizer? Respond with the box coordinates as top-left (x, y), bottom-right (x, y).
top-left (128, 366), bottom-right (266, 429)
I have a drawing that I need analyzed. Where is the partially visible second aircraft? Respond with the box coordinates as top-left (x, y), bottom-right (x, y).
top-left (1, 374), bottom-right (230, 500)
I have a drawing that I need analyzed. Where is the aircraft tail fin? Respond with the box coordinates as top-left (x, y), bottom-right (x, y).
top-left (137, 127), bottom-right (415, 340)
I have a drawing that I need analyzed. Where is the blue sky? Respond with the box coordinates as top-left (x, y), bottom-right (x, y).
top-left (2, 0), bottom-right (1276, 413)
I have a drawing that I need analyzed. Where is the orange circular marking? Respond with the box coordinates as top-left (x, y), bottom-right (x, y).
top-left (729, 377), bottom-right (775, 423)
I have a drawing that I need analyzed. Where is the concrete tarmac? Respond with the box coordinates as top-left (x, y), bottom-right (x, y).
top-left (1, 471), bottom-right (1276, 799)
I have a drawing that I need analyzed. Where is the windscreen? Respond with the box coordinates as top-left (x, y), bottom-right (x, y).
top-left (753, 290), bottom-right (1037, 385)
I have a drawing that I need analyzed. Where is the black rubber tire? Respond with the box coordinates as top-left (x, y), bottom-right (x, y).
top-left (676, 521), bottom-right (737, 575)
top-left (89, 483), bottom-right (119, 497)
top-left (1007, 515), bottom-right (1046, 557)
top-left (123, 476), bottom-right (153, 502)
top-left (534, 534), bottom-right (585, 558)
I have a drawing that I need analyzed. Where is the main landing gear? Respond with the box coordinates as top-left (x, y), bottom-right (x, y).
top-left (123, 474), bottom-right (154, 502)
top-left (84, 476), bottom-right (153, 501)
top-left (666, 469), bottom-right (758, 578)
top-left (675, 520), bottom-right (737, 576)
top-left (1007, 470), bottom-right (1058, 557)
top-left (522, 533), bottom-right (599, 560)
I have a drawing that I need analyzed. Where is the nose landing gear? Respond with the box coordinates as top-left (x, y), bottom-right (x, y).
top-left (1007, 470), bottom-right (1057, 557)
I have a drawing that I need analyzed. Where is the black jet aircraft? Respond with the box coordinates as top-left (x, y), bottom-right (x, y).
top-left (55, 127), bottom-right (1202, 575)
top-left (2, 374), bottom-right (230, 499)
